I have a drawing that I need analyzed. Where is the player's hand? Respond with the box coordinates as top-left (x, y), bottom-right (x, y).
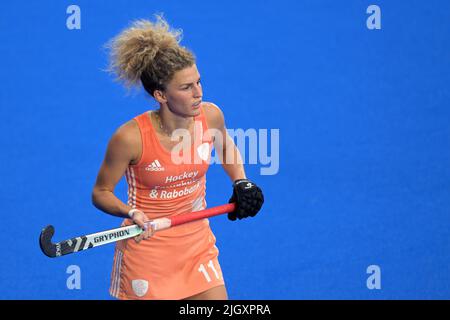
top-left (228, 179), bottom-right (264, 221)
top-left (128, 209), bottom-right (155, 243)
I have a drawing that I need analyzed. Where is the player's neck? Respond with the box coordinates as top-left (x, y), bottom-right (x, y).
top-left (157, 107), bottom-right (194, 135)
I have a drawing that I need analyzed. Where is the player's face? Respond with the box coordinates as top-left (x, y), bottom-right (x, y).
top-left (163, 64), bottom-right (203, 117)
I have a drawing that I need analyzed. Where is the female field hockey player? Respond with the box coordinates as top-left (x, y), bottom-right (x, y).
top-left (92, 15), bottom-right (264, 300)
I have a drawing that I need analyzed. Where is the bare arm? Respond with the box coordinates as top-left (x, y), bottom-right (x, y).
top-left (204, 103), bottom-right (246, 182)
top-left (204, 102), bottom-right (264, 220)
top-left (92, 120), bottom-right (154, 242)
top-left (92, 121), bottom-right (140, 218)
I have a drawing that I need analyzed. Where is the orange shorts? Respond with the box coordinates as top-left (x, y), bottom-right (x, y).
top-left (109, 219), bottom-right (225, 300)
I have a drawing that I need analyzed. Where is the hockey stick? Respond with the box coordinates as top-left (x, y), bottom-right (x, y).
top-left (40, 203), bottom-right (236, 258)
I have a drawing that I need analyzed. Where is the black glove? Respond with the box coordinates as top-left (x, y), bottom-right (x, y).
top-left (228, 179), bottom-right (264, 221)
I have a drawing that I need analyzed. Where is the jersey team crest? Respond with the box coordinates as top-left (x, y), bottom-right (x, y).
top-left (131, 279), bottom-right (149, 297)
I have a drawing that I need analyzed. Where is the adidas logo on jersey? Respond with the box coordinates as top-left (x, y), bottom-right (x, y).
top-left (145, 159), bottom-right (165, 171)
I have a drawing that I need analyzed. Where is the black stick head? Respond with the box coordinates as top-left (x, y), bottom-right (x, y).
top-left (39, 225), bottom-right (58, 258)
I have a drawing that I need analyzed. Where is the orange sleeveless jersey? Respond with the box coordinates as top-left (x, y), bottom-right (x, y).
top-left (109, 104), bottom-right (225, 300)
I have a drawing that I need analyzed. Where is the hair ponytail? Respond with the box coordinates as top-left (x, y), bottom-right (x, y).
top-left (106, 14), bottom-right (195, 97)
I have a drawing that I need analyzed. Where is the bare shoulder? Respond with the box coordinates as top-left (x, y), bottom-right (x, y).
top-left (202, 101), bottom-right (225, 130)
top-left (114, 119), bottom-right (140, 144)
top-left (108, 119), bottom-right (141, 163)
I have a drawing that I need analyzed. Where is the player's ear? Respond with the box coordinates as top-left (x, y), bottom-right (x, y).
top-left (153, 90), bottom-right (167, 104)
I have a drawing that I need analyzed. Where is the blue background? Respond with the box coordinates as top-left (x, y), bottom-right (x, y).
top-left (0, 0), bottom-right (449, 299)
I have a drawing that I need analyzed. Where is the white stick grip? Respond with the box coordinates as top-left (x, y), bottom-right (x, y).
top-left (148, 218), bottom-right (172, 231)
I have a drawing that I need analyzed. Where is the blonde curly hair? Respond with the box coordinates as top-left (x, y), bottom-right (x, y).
top-left (106, 14), bottom-right (196, 97)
